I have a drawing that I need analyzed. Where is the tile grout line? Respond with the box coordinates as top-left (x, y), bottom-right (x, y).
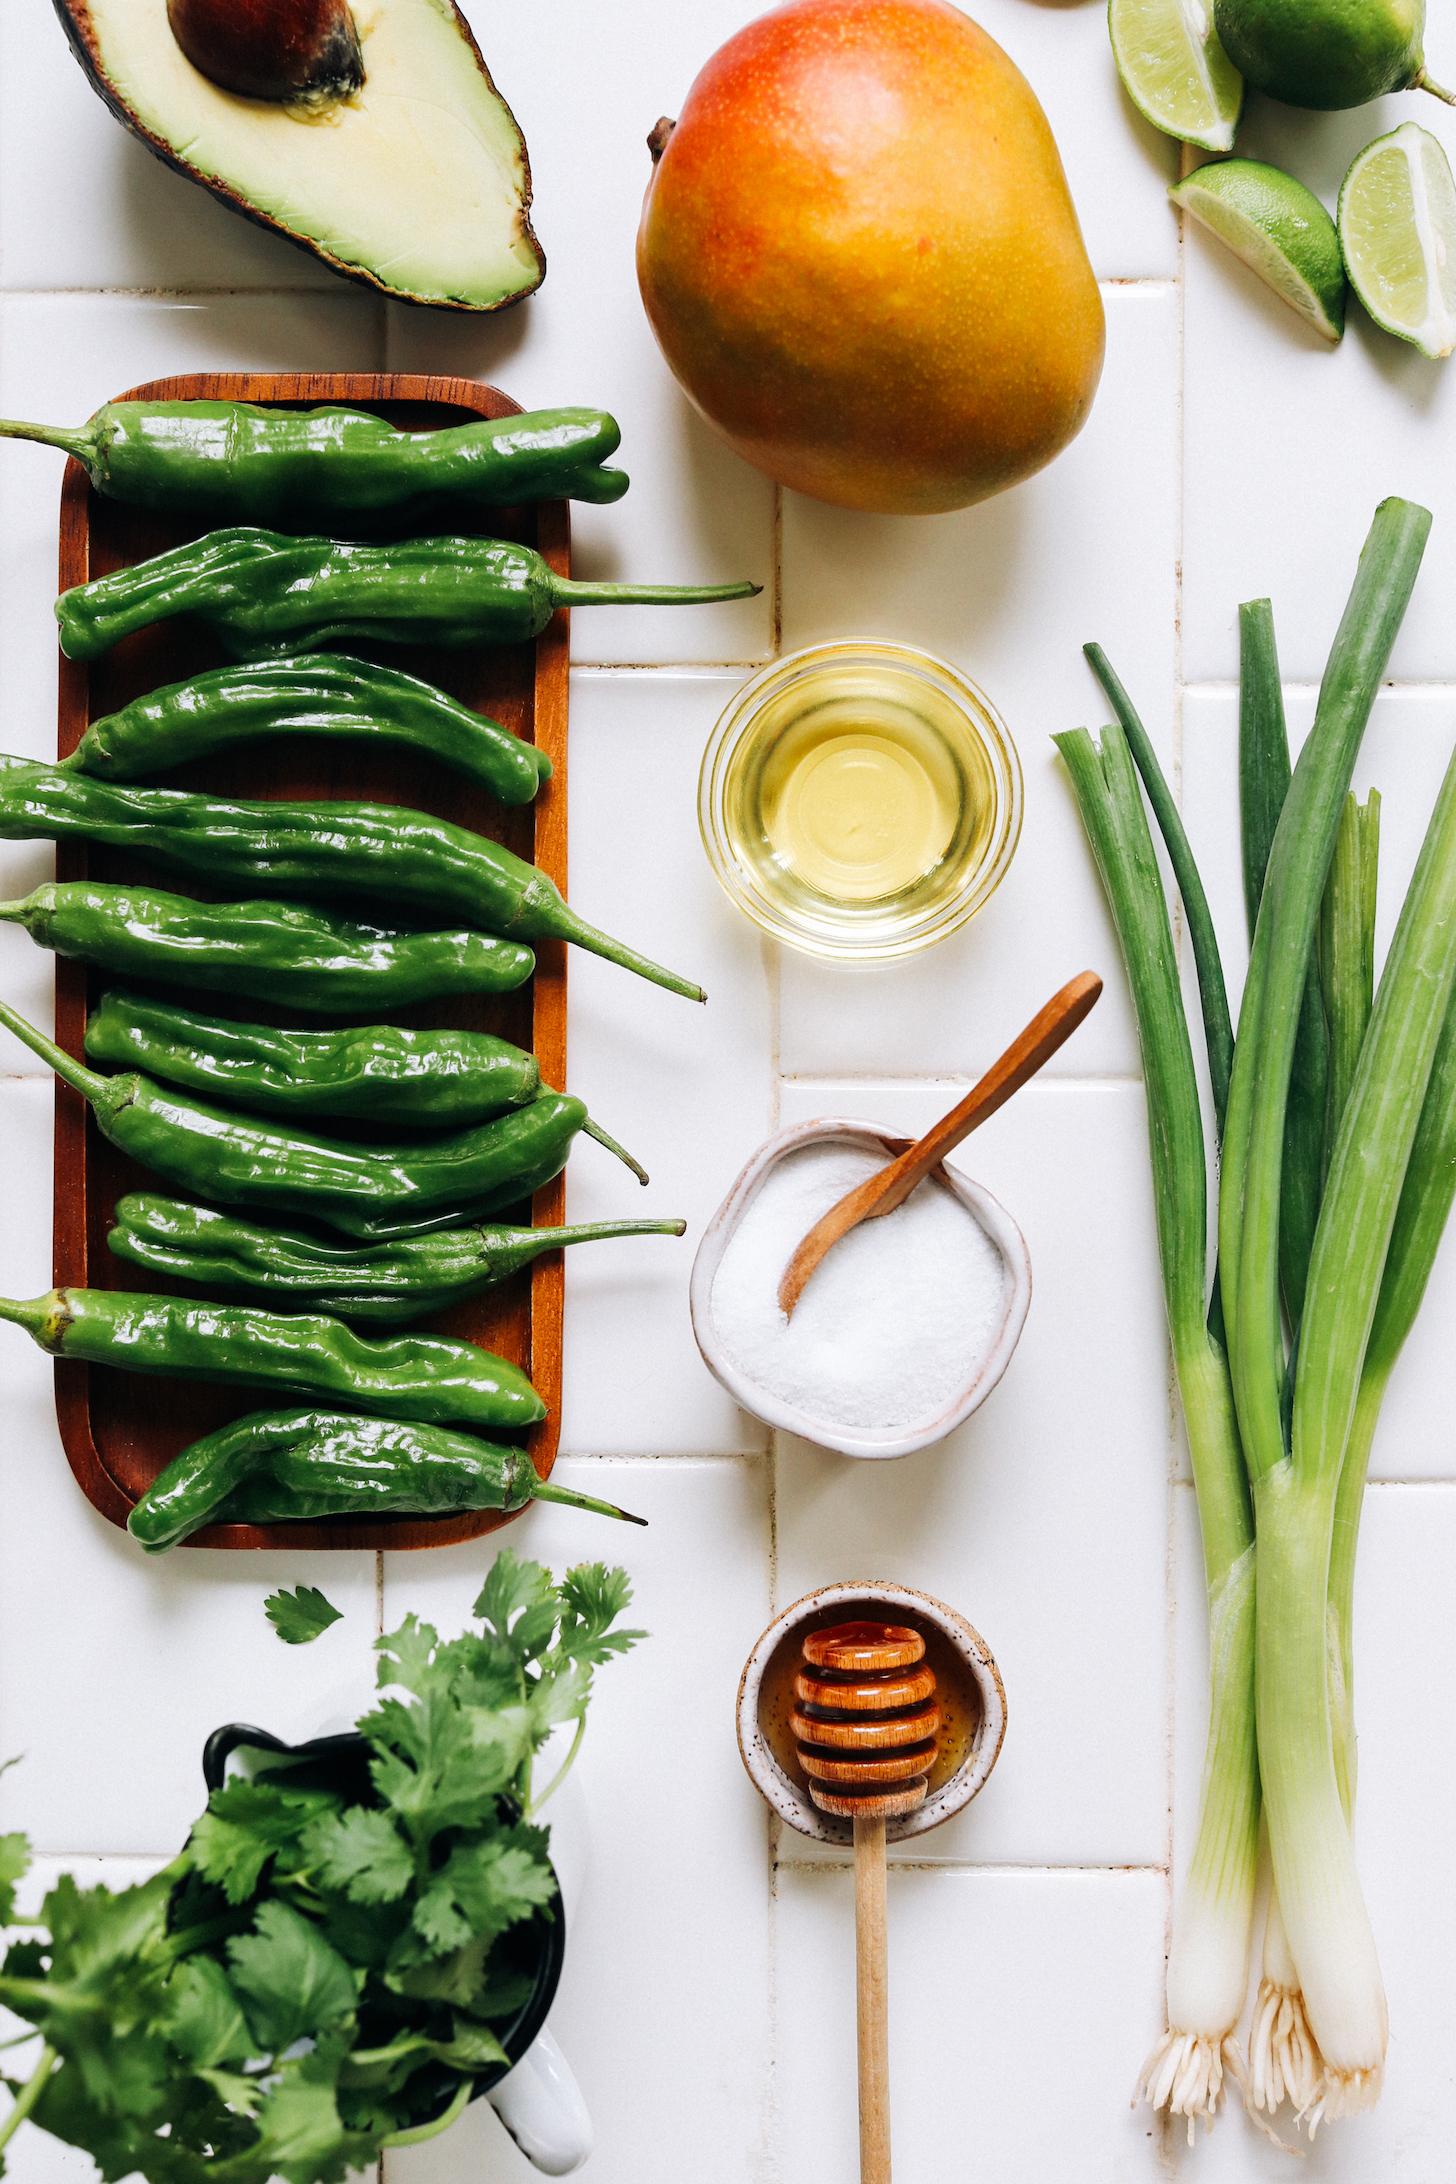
top-left (0, 274), bottom-right (1181, 300)
top-left (777, 1857), bottom-right (1171, 1877)
top-left (1156, 148), bottom-right (1195, 2184)
top-left (763, 479), bottom-right (785, 2184)
top-left (777, 1069), bottom-right (1144, 1086)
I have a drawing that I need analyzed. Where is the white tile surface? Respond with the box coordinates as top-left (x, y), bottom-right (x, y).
top-left (1181, 99), bottom-right (1456, 686)
top-left (780, 286), bottom-right (1178, 751)
top-left (773, 1078), bottom-right (1170, 1869)
top-left (384, 0), bottom-right (776, 667)
top-left (561, 670), bottom-right (773, 1456)
top-left (966, 0), bottom-right (1179, 280)
top-left (776, 286), bottom-right (1178, 1080)
top-left (0, 0), bottom-right (1454, 2173)
top-left (381, 1457), bottom-right (773, 2184)
top-left (776, 1866), bottom-right (1168, 2184)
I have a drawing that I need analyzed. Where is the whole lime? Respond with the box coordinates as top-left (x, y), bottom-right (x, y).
top-left (1212, 0), bottom-right (1438, 109)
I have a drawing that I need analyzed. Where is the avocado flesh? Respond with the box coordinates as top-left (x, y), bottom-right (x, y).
top-left (59, 0), bottom-right (543, 311)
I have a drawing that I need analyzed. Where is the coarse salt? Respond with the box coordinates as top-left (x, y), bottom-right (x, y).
top-left (708, 1139), bottom-right (1011, 1435)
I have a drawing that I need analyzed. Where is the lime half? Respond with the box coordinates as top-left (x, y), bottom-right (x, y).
top-left (1340, 123), bottom-right (1456, 360)
top-left (1110, 0), bottom-right (1244, 152)
top-left (1172, 159), bottom-right (1346, 341)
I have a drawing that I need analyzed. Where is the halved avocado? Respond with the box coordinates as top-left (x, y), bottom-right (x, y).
top-left (53, 0), bottom-right (545, 311)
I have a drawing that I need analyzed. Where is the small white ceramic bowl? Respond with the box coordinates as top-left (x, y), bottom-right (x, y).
top-left (736, 1581), bottom-right (1007, 1847)
top-left (689, 1118), bottom-right (1032, 1459)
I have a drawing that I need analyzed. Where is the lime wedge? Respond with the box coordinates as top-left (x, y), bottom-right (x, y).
top-left (1339, 123), bottom-right (1456, 360)
top-left (1109, 0), bottom-right (1243, 153)
top-left (1172, 159), bottom-right (1346, 341)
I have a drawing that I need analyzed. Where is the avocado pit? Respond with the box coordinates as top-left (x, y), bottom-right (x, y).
top-left (167, 0), bottom-right (363, 105)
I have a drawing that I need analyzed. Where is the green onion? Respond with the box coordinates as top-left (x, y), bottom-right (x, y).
top-left (1221, 499), bottom-right (1431, 1494)
top-left (1249, 785), bottom-right (1379, 2118)
top-left (1084, 644), bottom-right (1234, 1128)
top-left (1056, 722), bottom-right (1258, 2128)
top-left (1259, 745), bottom-right (1456, 2116)
top-left (1319, 793), bottom-right (1380, 1135)
top-left (1238, 601), bottom-right (1331, 1327)
top-left (1062, 499), bottom-right (1449, 2135)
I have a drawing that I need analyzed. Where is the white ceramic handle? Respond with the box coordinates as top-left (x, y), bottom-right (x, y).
top-left (486, 2028), bottom-right (593, 2175)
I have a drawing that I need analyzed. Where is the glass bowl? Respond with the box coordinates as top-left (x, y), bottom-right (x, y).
top-left (698, 640), bottom-right (1023, 962)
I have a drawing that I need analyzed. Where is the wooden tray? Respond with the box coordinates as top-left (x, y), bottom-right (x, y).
top-left (53, 372), bottom-right (568, 1549)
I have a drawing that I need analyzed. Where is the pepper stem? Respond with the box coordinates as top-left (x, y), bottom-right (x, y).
top-left (530, 1476), bottom-right (648, 1526)
top-left (545, 911), bottom-right (706, 1002)
top-left (533, 1219), bottom-right (686, 1248)
top-left (0, 419), bottom-right (92, 460)
top-left (582, 1117), bottom-right (649, 1183)
top-left (549, 575), bottom-right (760, 611)
top-left (0, 1294), bottom-right (53, 1342)
top-left (0, 996), bottom-right (109, 1106)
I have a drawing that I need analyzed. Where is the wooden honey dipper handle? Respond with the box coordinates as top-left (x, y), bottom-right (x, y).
top-left (795, 1623), bottom-right (939, 2184)
top-left (855, 1813), bottom-right (892, 2184)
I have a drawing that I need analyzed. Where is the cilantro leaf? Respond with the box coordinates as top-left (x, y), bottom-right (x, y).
top-left (0, 1832), bottom-right (30, 1924)
top-left (560, 1562), bottom-right (637, 1641)
top-left (163, 1956), bottom-right (251, 2071)
top-left (472, 1551), bottom-right (554, 1642)
top-left (361, 1686), bottom-right (530, 1845)
top-left (373, 1613), bottom-right (440, 1694)
top-left (194, 2066), bottom-right (264, 2119)
top-left (304, 1807), bottom-right (413, 1904)
top-left (0, 1560), bottom-right (641, 2184)
top-left (188, 1779), bottom-right (338, 1906)
top-left (265, 1585), bottom-right (343, 1645)
top-left (244, 2038), bottom-right (365, 2184)
top-left (411, 1833), bottom-right (557, 1958)
top-left (227, 1902), bottom-right (359, 2052)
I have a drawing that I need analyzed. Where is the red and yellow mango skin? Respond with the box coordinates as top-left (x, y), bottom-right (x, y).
top-left (637, 0), bottom-right (1105, 515)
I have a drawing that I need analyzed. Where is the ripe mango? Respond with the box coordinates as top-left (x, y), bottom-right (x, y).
top-left (636, 0), bottom-right (1105, 515)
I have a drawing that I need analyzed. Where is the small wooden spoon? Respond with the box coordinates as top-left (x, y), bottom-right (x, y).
top-left (794, 1621), bottom-right (937, 2184)
top-left (778, 969), bottom-right (1102, 1317)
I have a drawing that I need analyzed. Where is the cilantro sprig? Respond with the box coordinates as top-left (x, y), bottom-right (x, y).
top-left (0, 1556), bottom-right (642, 2179)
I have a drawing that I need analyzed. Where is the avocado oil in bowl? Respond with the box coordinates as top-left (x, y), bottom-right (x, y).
top-left (699, 641), bottom-right (1022, 961)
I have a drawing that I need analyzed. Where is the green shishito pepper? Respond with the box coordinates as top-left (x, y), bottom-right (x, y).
top-left (110, 1194), bottom-right (688, 1323)
top-left (129, 1408), bottom-right (646, 1551)
top-left (86, 992), bottom-right (541, 1125)
top-left (53, 527), bottom-right (760, 661)
top-left (0, 402), bottom-right (631, 521)
top-left (64, 655), bottom-right (549, 804)
top-left (0, 881), bottom-right (534, 1013)
top-left (83, 993), bottom-right (646, 1179)
top-left (0, 1287), bottom-right (543, 1433)
top-left (0, 996), bottom-right (609, 1239)
top-left (0, 762), bottom-right (704, 1002)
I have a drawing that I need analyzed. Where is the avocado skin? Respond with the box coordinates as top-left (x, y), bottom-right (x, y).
top-left (50, 0), bottom-right (546, 312)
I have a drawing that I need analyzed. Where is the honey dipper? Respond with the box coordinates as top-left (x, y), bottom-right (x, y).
top-left (791, 1621), bottom-right (940, 2184)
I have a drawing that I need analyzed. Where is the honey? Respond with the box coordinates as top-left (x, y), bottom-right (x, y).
top-left (757, 1603), bottom-right (982, 1803)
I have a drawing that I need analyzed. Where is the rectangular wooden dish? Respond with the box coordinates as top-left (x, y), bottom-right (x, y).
top-left (53, 371), bottom-right (569, 1550)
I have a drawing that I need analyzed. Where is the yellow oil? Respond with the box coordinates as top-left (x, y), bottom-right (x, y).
top-left (720, 656), bottom-right (1000, 949)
